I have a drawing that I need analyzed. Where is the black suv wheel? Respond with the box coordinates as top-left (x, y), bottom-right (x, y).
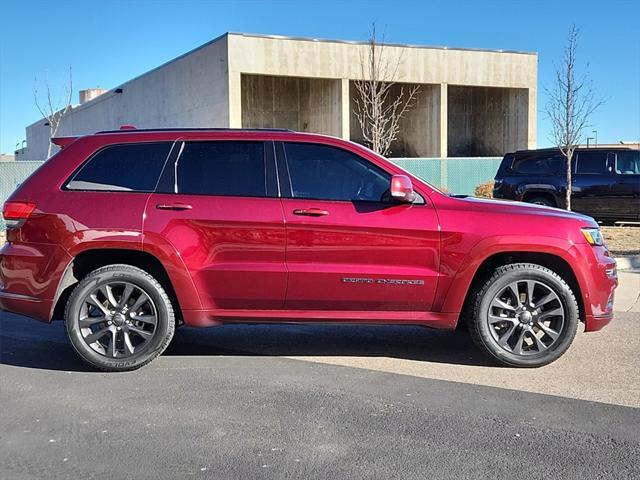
top-left (469, 263), bottom-right (579, 367)
top-left (65, 264), bottom-right (175, 371)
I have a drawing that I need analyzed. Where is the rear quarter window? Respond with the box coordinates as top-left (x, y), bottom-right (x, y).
top-left (510, 154), bottom-right (564, 175)
top-left (66, 142), bottom-right (172, 192)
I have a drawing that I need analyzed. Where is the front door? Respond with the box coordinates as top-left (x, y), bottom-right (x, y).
top-left (144, 140), bottom-right (287, 310)
top-left (572, 150), bottom-right (615, 219)
top-left (611, 150), bottom-right (640, 221)
top-left (277, 142), bottom-right (440, 312)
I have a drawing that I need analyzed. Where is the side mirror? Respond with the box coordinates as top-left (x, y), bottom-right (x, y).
top-left (390, 174), bottom-right (416, 203)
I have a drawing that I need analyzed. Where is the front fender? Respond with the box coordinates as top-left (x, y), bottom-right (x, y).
top-left (436, 234), bottom-right (587, 317)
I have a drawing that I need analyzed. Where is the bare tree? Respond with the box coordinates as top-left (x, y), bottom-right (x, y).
top-left (546, 25), bottom-right (602, 210)
top-left (353, 25), bottom-right (420, 156)
top-left (34, 67), bottom-right (73, 158)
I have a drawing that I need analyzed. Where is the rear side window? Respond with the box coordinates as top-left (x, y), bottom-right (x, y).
top-left (176, 142), bottom-right (266, 197)
top-left (283, 143), bottom-right (390, 202)
top-left (67, 142), bottom-right (171, 192)
top-left (576, 151), bottom-right (607, 174)
top-left (510, 155), bottom-right (563, 175)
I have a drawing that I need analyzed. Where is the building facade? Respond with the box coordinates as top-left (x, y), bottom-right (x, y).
top-left (23, 32), bottom-right (537, 160)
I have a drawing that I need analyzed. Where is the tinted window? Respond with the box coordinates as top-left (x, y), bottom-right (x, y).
top-left (177, 142), bottom-right (266, 196)
top-left (284, 143), bottom-right (390, 202)
top-left (511, 155), bottom-right (563, 175)
top-left (576, 151), bottom-right (607, 174)
top-left (68, 142), bottom-right (171, 191)
top-left (615, 151), bottom-right (640, 175)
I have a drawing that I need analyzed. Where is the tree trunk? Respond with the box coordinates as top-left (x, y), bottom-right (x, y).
top-left (565, 151), bottom-right (572, 211)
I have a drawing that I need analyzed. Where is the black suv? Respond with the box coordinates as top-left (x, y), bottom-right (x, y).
top-left (493, 147), bottom-right (640, 222)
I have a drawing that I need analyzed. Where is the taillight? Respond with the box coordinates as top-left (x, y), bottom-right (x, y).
top-left (2, 201), bottom-right (36, 228)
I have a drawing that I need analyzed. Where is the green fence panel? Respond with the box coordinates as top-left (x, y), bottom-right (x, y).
top-left (390, 157), bottom-right (501, 195)
top-left (0, 161), bottom-right (45, 229)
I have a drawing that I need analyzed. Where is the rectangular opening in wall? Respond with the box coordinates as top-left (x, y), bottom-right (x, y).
top-left (349, 82), bottom-right (441, 157)
top-left (447, 86), bottom-right (529, 157)
top-left (241, 74), bottom-right (342, 136)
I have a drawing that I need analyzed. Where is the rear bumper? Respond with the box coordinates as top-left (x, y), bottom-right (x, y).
top-left (0, 291), bottom-right (53, 323)
top-left (0, 240), bottom-right (70, 322)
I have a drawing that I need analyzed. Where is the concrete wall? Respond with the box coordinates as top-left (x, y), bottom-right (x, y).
top-left (447, 86), bottom-right (529, 156)
top-left (228, 33), bottom-right (537, 157)
top-left (241, 74), bottom-right (342, 136)
top-left (349, 83), bottom-right (442, 157)
top-left (25, 35), bottom-right (232, 160)
top-left (22, 32), bottom-right (537, 160)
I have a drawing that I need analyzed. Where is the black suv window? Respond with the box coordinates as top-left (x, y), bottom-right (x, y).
top-left (576, 151), bottom-right (607, 174)
top-left (615, 151), bottom-right (640, 175)
top-left (284, 143), bottom-right (390, 202)
top-left (176, 142), bottom-right (266, 197)
top-left (67, 142), bottom-right (171, 191)
top-left (511, 154), bottom-right (563, 175)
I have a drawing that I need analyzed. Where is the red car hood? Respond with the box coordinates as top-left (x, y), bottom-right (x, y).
top-left (450, 196), bottom-right (598, 226)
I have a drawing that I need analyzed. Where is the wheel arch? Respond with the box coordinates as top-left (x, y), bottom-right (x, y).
top-left (457, 251), bottom-right (584, 329)
top-left (51, 248), bottom-right (184, 323)
top-left (521, 190), bottom-right (559, 207)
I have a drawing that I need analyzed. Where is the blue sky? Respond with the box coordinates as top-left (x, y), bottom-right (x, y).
top-left (1, 0), bottom-right (638, 154)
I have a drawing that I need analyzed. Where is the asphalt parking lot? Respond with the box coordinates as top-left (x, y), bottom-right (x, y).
top-left (1, 271), bottom-right (638, 479)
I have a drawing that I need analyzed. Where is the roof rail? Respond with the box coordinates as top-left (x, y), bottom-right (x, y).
top-left (95, 127), bottom-right (295, 134)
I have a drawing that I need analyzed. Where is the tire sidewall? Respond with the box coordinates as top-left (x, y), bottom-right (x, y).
top-left (66, 267), bottom-right (172, 371)
top-left (475, 267), bottom-right (579, 367)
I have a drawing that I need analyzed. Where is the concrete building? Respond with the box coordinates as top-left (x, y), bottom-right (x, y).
top-left (23, 32), bottom-right (537, 160)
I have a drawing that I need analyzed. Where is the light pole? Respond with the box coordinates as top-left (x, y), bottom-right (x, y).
top-left (592, 130), bottom-right (598, 146)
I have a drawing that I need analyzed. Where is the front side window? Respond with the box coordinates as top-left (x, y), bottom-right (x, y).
top-left (615, 151), bottom-right (640, 175)
top-left (176, 142), bottom-right (266, 197)
top-left (575, 151), bottom-right (607, 174)
top-left (67, 142), bottom-right (171, 191)
top-left (284, 143), bottom-right (390, 202)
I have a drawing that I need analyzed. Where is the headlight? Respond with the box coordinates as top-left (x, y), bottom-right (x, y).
top-left (581, 227), bottom-right (605, 246)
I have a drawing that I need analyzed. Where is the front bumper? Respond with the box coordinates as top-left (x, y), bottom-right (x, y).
top-left (575, 244), bottom-right (617, 332)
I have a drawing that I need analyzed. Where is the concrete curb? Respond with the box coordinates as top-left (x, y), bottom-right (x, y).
top-left (615, 255), bottom-right (640, 272)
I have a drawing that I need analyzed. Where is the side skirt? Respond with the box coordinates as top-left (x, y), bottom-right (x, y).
top-left (182, 309), bottom-right (459, 330)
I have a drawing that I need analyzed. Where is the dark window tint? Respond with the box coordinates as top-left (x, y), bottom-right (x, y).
top-left (615, 151), bottom-right (640, 175)
top-left (511, 155), bottom-right (563, 175)
top-left (177, 142), bottom-right (266, 196)
top-left (68, 142), bottom-right (171, 191)
top-left (576, 151), bottom-right (607, 174)
top-left (284, 143), bottom-right (390, 202)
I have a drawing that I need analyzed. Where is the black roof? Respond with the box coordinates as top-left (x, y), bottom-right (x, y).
top-left (512, 146), bottom-right (635, 155)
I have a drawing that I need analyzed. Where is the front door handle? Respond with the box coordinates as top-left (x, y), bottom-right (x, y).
top-left (156, 203), bottom-right (192, 211)
top-left (293, 208), bottom-right (329, 217)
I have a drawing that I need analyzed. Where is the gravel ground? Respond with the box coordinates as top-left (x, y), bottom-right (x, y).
top-left (601, 226), bottom-right (640, 255)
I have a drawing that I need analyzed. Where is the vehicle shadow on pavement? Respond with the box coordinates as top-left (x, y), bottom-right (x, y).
top-left (166, 324), bottom-right (494, 366)
top-left (0, 312), bottom-right (494, 372)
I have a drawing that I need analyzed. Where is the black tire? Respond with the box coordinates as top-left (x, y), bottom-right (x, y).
top-left (468, 263), bottom-right (579, 367)
top-left (64, 264), bottom-right (175, 372)
top-left (525, 196), bottom-right (555, 207)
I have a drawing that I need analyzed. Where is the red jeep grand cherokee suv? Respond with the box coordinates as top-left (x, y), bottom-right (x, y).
top-left (0, 128), bottom-right (617, 371)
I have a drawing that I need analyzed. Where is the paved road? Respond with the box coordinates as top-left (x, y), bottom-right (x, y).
top-left (1, 271), bottom-right (638, 479)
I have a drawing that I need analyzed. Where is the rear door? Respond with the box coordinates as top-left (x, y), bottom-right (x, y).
top-left (144, 140), bottom-right (287, 310)
top-left (277, 141), bottom-right (440, 313)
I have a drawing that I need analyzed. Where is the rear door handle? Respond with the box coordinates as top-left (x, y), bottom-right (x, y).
top-left (155, 203), bottom-right (192, 211)
top-left (293, 208), bottom-right (329, 217)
